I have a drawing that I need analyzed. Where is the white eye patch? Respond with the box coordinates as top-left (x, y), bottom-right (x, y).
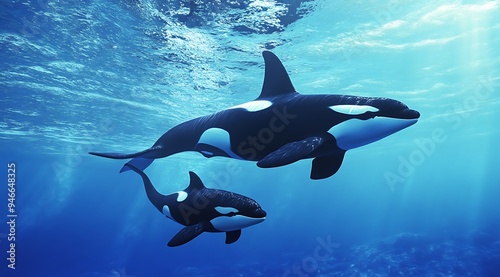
top-left (329, 105), bottom-right (379, 115)
top-left (215, 206), bottom-right (239, 214)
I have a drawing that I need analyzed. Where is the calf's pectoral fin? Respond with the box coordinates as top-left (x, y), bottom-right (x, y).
top-left (310, 151), bottom-right (346, 180)
top-left (167, 222), bottom-right (209, 247)
top-left (257, 136), bottom-right (324, 168)
top-left (225, 230), bottom-right (242, 244)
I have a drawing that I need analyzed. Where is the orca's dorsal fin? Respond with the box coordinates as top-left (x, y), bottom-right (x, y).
top-left (257, 51), bottom-right (296, 99)
top-left (186, 171), bottom-right (206, 191)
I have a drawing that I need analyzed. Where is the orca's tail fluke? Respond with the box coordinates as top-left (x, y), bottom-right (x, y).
top-left (123, 163), bottom-right (146, 178)
top-left (89, 146), bottom-right (159, 159)
top-left (89, 146), bottom-right (161, 172)
top-left (119, 158), bottom-right (154, 173)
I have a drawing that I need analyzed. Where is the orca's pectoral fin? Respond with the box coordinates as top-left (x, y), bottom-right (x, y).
top-left (257, 136), bottom-right (324, 168)
top-left (167, 222), bottom-right (209, 247)
top-left (225, 230), bottom-right (242, 244)
top-left (310, 151), bottom-right (346, 180)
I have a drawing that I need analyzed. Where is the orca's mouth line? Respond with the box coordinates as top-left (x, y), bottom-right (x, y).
top-left (225, 209), bottom-right (266, 219)
top-left (389, 109), bottom-right (420, 120)
top-left (357, 108), bottom-right (420, 121)
top-left (250, 209), bottom-right (267, 218)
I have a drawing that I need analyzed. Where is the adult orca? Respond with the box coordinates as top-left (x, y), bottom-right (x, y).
top-left (90, 51), bottom-right (420, 179)
top-left (125, 164), bottom-right (266, 247)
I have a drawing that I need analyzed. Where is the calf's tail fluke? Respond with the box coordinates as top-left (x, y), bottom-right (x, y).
top-left (124, 162), bottom-right (166, 211)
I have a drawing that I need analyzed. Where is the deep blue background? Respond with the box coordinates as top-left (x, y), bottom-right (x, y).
top-left (1, 0), bottom-right (499, 276)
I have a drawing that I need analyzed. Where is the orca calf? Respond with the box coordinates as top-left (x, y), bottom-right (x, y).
top-left (125, 164), bottom-right (266, 247)
top-left (91, 51), bottom-right (420, 179)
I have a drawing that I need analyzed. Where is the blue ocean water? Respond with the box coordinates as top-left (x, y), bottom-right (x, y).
top-left (1, 0), bottom-right (499, 276)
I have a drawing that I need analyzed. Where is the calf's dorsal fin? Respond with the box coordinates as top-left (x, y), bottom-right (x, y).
top-left (186, 171), bottom-right (206, 191)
